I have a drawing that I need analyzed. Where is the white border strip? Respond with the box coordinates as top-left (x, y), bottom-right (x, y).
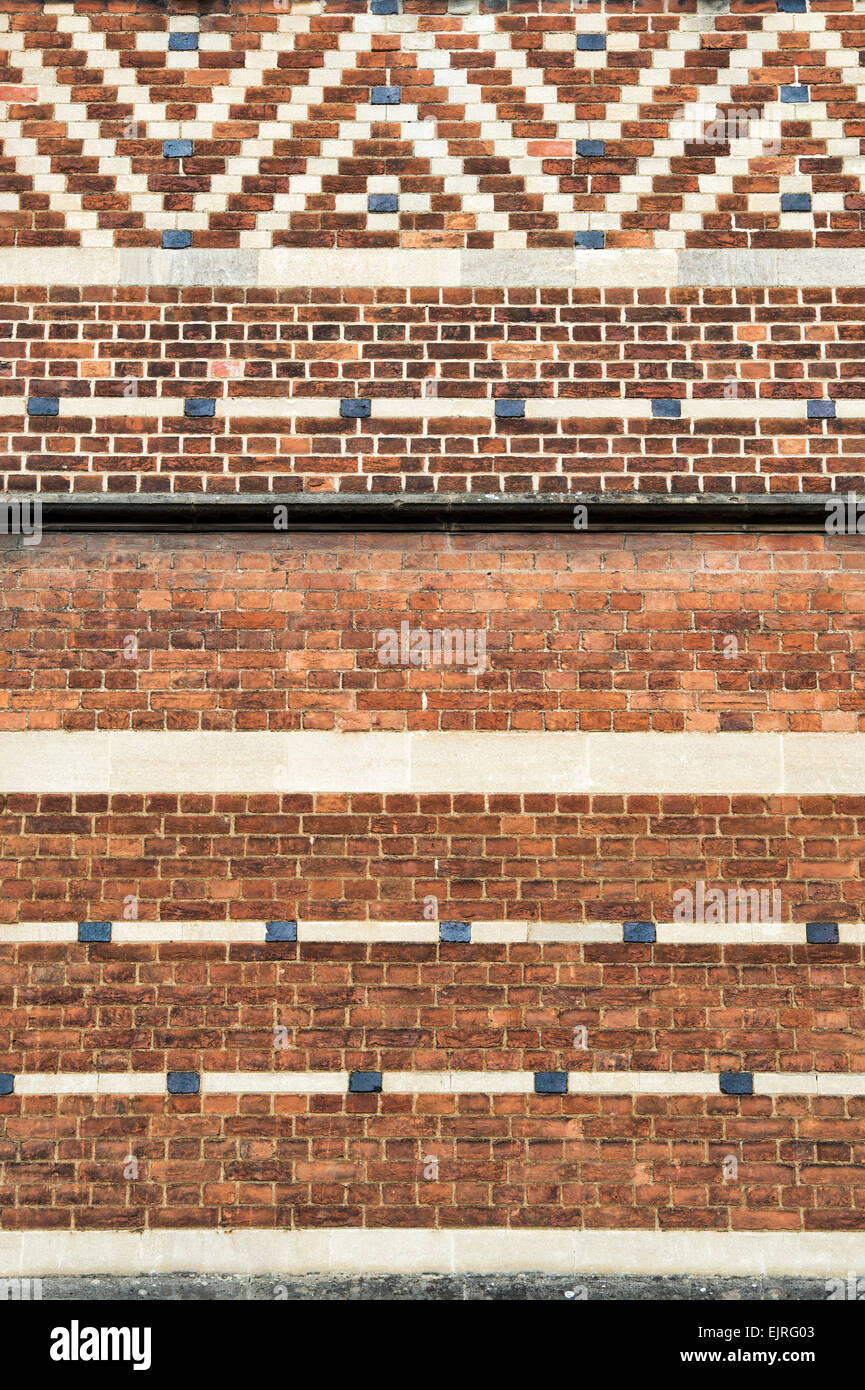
top-left (1, 731), bottom-right (864, 795)
top-left (4, 396), bottom-right (855, 422)
top-left (2, 920), bottom-right (858, 944)
top-left (8, 1071), bottom-right (865, 1096)
top-left (0, 1228), bottom-right (861, 1276)
top-left (3, 248), bottom-right (865, 289)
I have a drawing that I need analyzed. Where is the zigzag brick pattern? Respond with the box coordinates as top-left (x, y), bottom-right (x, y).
top-left (1, 0), bottom-right (864, 250)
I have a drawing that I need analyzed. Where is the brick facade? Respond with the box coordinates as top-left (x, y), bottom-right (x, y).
top-left (1, 0), bottom-right (864, 251)
top-left (0, 532), bottom-right (863, 732)
top-left (3, 285), bottom-right (863, 496)
top-left (1, 0), bottom-right (864, 1283)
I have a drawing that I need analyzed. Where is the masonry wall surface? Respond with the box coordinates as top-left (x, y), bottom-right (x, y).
top-left (2, 0), bottom-right (865, 1287)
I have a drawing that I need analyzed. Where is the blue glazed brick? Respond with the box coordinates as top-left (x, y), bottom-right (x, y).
top-left (780, 85), bottom-right (808, 103)
top-left (169, 33), bottom-right (198, 51)
top-left (806, 921), bottom-right (839, 944)
top-left (652, 398), bottom-right (681, 419)
top-left (574, 231), bottom-right (605, 249)
top-left (368, 193), bottom-right (398, 213)
top-left (371, 0), bottom-right (399, 11)
top-left (535, 1071), bottom-right (568, 1095)
top-left (162, 230), bottom-right (192, 249)
top-left (440, 921), bottom-right (471, 943)
top-left (349, 1071), bottom-right (382, 1093)
top-left (163, 139), bottom-right (193, 159)
top-left (78, 921), bottom-right (111, 943)
top-left (167, 1071), bottom-right (199, 1095)
top-left (778, 0), bottom-right (806, 9)
top-left (781, 193), bottom-right (811, 212)
top-left (623, 921), bottom-right (656, 944)
top-left (185, 398), bottom-right (215, 418)
top-left (371, 86), bottom-right (400, 105)
top-left (577, 34), bottom-right (606, 50)
top-left (807, 400), bottom-right (835, 419)
top-left (266, 920), bottom-right (297, 943)
top-left (340, 398), bottom-right (371, 419)
top-left (720, 1072), bottom-right (753, 1096)
top-left (495, 399), bottom-right (525, 419)
top-left (27, 397), bottom-right (58, 416)
top-left (576, 140), bottom-right (605, 158)
top-left (0, 1074), bottom-right (13, 1096)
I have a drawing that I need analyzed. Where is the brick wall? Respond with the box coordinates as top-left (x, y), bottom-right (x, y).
top-left (1, 789), bottom-right (861, 920)
top-left (2, 0), bottom-right (865, 1280)
top-left (0, 532), bottom-right (862, 733)
top-left (2, 1092), bottom-right (863, 1232)
top-left (1, 0), bottom-right (864, 252)
top-left (3, 285), bottom-right (863, 496)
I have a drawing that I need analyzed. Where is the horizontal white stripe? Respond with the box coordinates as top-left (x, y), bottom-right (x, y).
top-left (2, 248), bottom-right (865, 289)
top-left (1, 731), bottom-right (864, 794)
top-left (3, 395), bottom-right (855, 422)
top-left (14, 1074), bottom-right (165, 1095)
top-left (7, 1071), bottom-right (863, 1096)
top-left (0, 920), bottom-right (853, 944)
top-left (297, 921), bottom-right (438, 942)
top-left (0, 1228), bottom-right (861, 1275)
top-left (0, 248), bottom-right (675, 289)
top-left (201, 1072), bottom-right (348, 1094)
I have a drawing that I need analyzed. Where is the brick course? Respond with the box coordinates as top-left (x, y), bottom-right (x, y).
top-left (0, 531), bottom-right (862, 733)
top-left (1, 940), bottom-right (862, 1074)
top-left (0, 791), bottom-right (861, 922)
top-left (1, 285), bottom-right (863, 495)
top-left (1, 1091), bottom-right (862, 1231)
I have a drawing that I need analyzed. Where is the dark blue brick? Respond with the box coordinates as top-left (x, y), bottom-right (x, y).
top-left (349, 1071), bottom-right (382, 1093)
top-left (368, 193), bottom-right (398, 213)
top-left (720, 1072), bottom-right (753, 1096)
top-left (78, 921), bottom-right (111, 943)
top-left (623, 921), bottom-right (656, 944)
top-left (535, 1071), bottom-right (568, 1095)
top-left (340, 398), bottom-right (371, 418)
top-left (162, 230), bottom-right (192, 249)
top-left (781, 193), bottom-right (811, 212)
top-left (0, 1075), bottom-right (13, 1096)
top-left (371, 0), bottom-right (399, 12)
top-left (576, 140), bottom-right (605, 158)
top-left (574, 231), bottom-right (605, 249)
top-left (577, 34), bottom-right (606, 50)
top-left (167, 1071), bottom-right (199, 1094)
top-left (780, 85), bottom-right (808, 103)
top-left (371, 86), bottom-right (400, 105)
top-left (495, 399), bottom-right (525, 419)
top-left (652, 398), bottom-right (681, 419)
top-left (185, 398), bottom-right (215, 418)
top-left (778, 0), bottom-right (806, 9)
top-left (27, 397), bottom-right (58, 417)
top-left (440, 921), bottom-right (471, 943)
top-left (169, 33), bottom-right (198, 51)
top-left (807, 400), bottom-right (835, 419)
top-left (266, 920), bottom-right (297, 943)
top-left (163, 139), bottom-right (193, 159)
top-left (806, 921), bottom-right (839, 944)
